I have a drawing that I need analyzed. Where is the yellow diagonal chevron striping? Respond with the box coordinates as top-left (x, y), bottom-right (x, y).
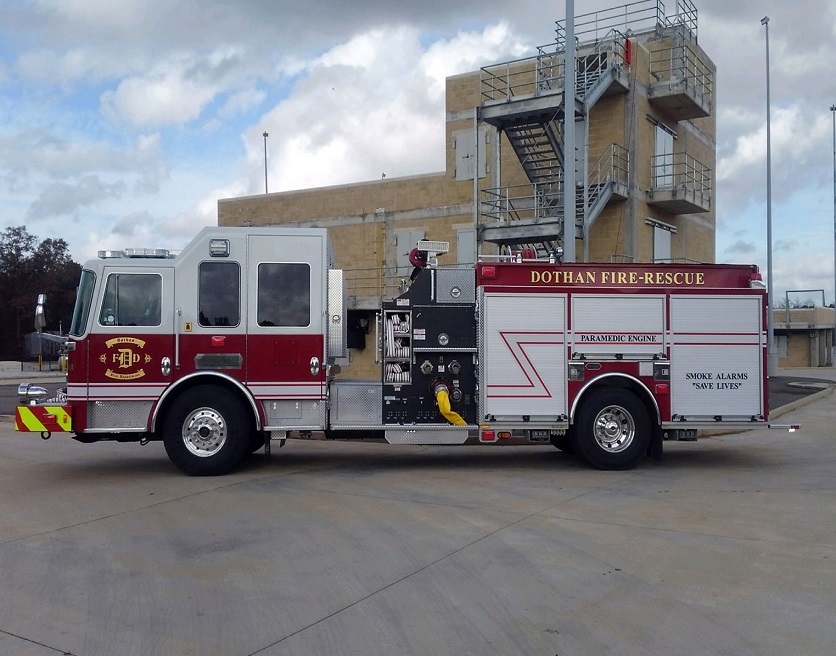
top-left (15, 406), bottom-right (72, 432)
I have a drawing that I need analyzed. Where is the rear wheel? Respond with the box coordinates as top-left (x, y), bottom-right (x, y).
top-left (163, 385), bottom-right (251, 476)
top-left (550, 431), bottom-right (575, 454)
top-left (574, 388), bottom-right (650, 470)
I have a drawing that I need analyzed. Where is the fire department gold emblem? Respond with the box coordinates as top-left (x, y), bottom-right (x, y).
top-left (101, 337), bottom-right (151, 381)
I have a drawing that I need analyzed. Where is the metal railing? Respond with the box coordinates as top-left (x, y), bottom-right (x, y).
top-left (342, 263), bottom-right (474, 306)
top-left (585, 144), bottom-right (629, 220)
top-left (577, 29), bottom-right (628, 97)
top-left (484, 1), bottom-right (701, 105)
top-left (590, 143), bottom-right (629, 191)
top-left (556, 0), bottom-right (698, 44)
top-left (652, 257), bottom-right (703, 264)
top-left (481, 29), bottom-right (627, 105)
top-left (666, 0), bottom-right (698, 38)
top-left (480, 180), bottom-right (566, 224)
top-left (650, 152), bottom-right (711, 201)
top-left (342, 265), bottom-right (405, 304)
top-left (480, 143), bottom-right (629, 226)
top-left (649, 37), bottom-right (713, 104)
top-left (481, 47), bottom-right (563, 104)
top-left (608, 254), bottom-right (703, 264)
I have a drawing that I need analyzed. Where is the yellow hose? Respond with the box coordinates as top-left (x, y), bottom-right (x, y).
top-left (435, 387), bottom-right (466, 426)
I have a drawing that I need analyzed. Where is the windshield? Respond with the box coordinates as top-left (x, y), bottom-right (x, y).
top-left (69, 269), bottom-right (96, 337)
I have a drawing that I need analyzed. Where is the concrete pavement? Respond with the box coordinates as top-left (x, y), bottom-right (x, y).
top-left (0, 384), bottom-right (834, 655)
top-left (767, 367), bottom-right (836, 418)
top-left (777, 366), bottom-right (836, 381)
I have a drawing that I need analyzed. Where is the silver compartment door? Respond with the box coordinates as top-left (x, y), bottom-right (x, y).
top-left (670, 295), bottom-right (765, 419)
top-left (571, 294), bottom-right (666, 359)
top-left (479, 292), bottom-right (568, 422)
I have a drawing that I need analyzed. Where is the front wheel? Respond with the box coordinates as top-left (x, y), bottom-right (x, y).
top-left (162, 385), bottom-right (252, 476)
top-left (573, 388), bottom-right (650, 470)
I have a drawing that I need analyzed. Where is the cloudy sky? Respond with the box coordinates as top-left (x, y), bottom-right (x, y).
top-left (2, 0), bottom-right (836, 304)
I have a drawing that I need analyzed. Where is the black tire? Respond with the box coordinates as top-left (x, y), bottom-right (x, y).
top-left (550, 431), bottom-right (575, 454)
top-left (573, 388), bottom-right (650, 470)
top-left (162, 385), bottom-right (252, 476)
top-left (248, 432), bottom-right (267, 454)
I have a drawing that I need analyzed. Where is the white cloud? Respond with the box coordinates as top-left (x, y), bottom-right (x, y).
top-left (16, 47), bottom-right (145, 88)
top-left (37, 0), bottom-right (148, 29)
top-left (133, 134), bottom-right (169, 193)
top-left (111, 211), bottom-right (156, 238)
top-left (717, 105), bottom-right (831, 211)
top-left (724, 239), bottom-right (756, 255)
top-left (246, 24), bottom-right (531, 195)
top-left (219, 88), bottom-right (266, 118)
top-left (421, 23), bottom-right (528, 87)
top-left (100, 56), bottom-right (219, 128)
top-left (1, 129), bottom-right (168, 200)
top-left (26, 174), bottom-right (127, 220)
top-left (97, 44), bottom-right (268, 129)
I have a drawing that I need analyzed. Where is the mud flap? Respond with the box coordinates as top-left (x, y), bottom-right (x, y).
top-left (647, 424), bottom-right (664, 460)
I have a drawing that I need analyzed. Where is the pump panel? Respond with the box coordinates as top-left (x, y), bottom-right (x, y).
top-left (381, 268), bottom-right (477, 426)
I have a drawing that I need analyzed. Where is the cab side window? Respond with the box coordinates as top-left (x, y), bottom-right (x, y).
top-left (199, 261), bottom-right (240, 327)
top-left (99, 274), bottom-right (162, 327)
top-left (257, 263), bottom-right (310, 327)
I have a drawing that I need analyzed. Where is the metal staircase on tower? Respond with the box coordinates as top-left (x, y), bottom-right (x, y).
top-left (505, 120), bottom-right (564, 185)
top-left (476, 0), bottom-right (701, 260)
top-left (478, 28), bottom-right (630, 257)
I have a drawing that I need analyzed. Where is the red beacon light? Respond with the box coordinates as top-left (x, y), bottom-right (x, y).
top-left (749, 271), bottom-right (765, 289)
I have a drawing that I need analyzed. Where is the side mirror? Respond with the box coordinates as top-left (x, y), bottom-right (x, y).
top-left (34, 294), bottom-right (46, 333)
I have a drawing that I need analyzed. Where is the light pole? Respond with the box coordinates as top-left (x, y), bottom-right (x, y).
top-left (263, 131), bottom-right (269, 194)
top-left (762, 16), bottom-right (777, 376)
top-left (563, 0), bottom-right (576, 263)
top-left (831, 105), bottom-right (836, 363)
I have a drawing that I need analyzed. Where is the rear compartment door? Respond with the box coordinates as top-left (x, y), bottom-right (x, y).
top-left (670, 294), bottom-right (765, 420)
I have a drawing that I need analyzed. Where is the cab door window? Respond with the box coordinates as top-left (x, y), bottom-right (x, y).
top-left (99, 273), bottom-right (162, 327)
top-left (199, 261), bottom-right (240, 327)
top-left (257, 263), bottom-right (310, 327)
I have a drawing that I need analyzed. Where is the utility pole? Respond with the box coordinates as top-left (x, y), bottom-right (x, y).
top-left (761, 16), bottom-right (777, 376)
top-left (831, 105), bottom-right (836, 363)
top-left (563, 0), bottom-right (576, 263)
top-left (263, 131), bottom-right (269, 194)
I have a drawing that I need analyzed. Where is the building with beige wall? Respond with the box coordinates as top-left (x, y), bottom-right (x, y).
top-left (218, 0), bottom-right (716, 377)
top-left (774, 307), bottom-right (836, 368)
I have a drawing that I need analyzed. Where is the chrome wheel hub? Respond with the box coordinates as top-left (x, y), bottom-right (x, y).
top-left (593, 405), bottom-right (635, 453)
top-left (182, 408), bottom-right (227, 457)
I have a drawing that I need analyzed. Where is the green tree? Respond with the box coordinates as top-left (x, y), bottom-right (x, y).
top-left (0, 226), bottom-right (81, 358)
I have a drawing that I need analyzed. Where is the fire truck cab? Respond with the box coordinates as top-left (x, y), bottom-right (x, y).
top-left (19, 227), bottom-right (340, 475)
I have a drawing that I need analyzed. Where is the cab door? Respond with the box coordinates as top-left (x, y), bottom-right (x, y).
top-left (245, 233), bottom-right (327, 430)
top-left (85, 266), bottom-right (175, 431)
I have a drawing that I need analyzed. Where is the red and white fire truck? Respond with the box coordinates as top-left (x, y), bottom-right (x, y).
top-left (16, 226), bottom-right (772, 475)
